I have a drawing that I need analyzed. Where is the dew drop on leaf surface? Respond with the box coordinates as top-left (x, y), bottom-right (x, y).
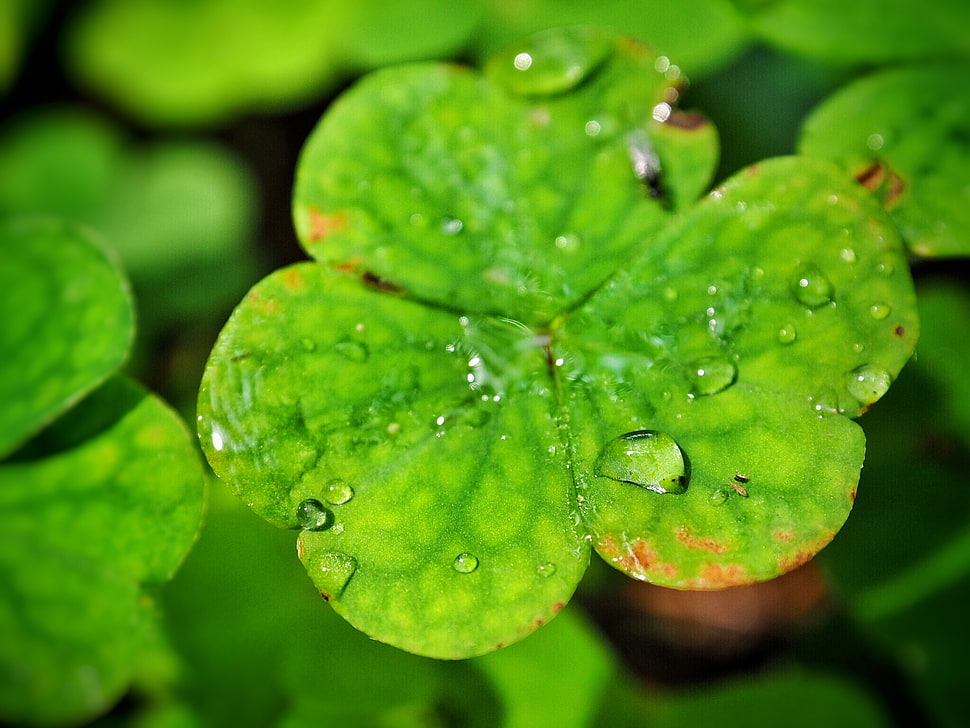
top-left (323, 478), bottom-right (354, 505)
top-left (792, 265), bottom-right (834, 308)
top-left (452, 552), bottom-right (479, 573)
top-left (594, 430), bottom-right (689, 494)
top-left (296, 498), bottom-right (334, 531)
top-left (686, 356), bottom-right (738, 396)
top-left (846, 364), bottom-right (893, 406)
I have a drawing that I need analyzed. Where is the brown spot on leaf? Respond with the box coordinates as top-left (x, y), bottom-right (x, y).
top-left (676, 527), bottom-right (728, 554)
top-left (778, 532), bottom-right (837, 573)
top-left (773, 530), bottom-right (795, 542)
top-left (553, 602), bottom-right (564, 613)
top-left (849, 487), bottom-right (857, 502)
top-left (894, 325), bottom-right (906, 338)
top-left (855, 160), bottom-right (906, 208)
top-left (362, 271), bottom-right (404, 293)
top-left (320, 592), bottom-right (330, 602)
top-left (689, 562), bottom-right (754, 589)
top-left (307, 208), bottom-right (346, 242)
top-left (667, 111), bottom-right (708, 130)
top-left (605, 537), bottom-right (679, 578)
top-left (283, 268), bottom-right (305, 291)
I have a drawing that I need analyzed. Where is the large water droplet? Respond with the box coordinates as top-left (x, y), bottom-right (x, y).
top-left (453, 552), bottom-right (479, 573)
top-left (307, 551), bottom-right (358, 598)
top-left (594, 430), bottom-right (689, 494)
top-left (297, 499), bottom-right (334, 531)
top-left (846, 364), bottom-right (893, 405)
top-left (334, 338), bottom-right (369, 362)
top-left (687, 356), bottom-right (738, 396)
top-left (491, 26), bottom-right (612, 96)
top-left (323, 479), bottom-right (354, 506)
top-left (792, 265), bottom-right (834, 308)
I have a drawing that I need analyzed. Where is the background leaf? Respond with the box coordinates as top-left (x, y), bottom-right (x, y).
top-left (0, 376), bottom-right (205, 726)
top-left (799, 64), bottom-right (970, 257)
top-left (0, 219), bottom-right (133, 458)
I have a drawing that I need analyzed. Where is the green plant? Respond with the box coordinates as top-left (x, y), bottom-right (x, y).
top-left (3, 1), bottom-right (970, 725)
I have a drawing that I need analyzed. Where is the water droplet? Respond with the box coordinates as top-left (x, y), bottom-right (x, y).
top-left (537, 562), bottom-right (557, 577)
top-left (869, 303), bottom-right (891, 320)
top-left (308, 551), bottom-right (357, 598)
top-left (453, 553), bottom-right (479, 573)
top-left (792, 265), bottom-right (834, 308)
top-left (846, 364), bottom-right (892, 405)
top-left (301, 337), bottom-right (317, 352)
top-left (777, 324), bottom-right (797, 344)
top-left (866, 133), bottom-right (885, 151)
top-left (594, 430), bottom-right (689, 495)
top-left (584, 120), bottom-right (601, 136)
top-left (323, 479), bottom-right (354, 506)
top-left (441, 217), bottom-right (464, 235)
top-left (494, 27), bottom-right (612, 96)
top-left (334, 338), bottom-right (369, 362)
top-left (810, 388), bottom-right (841, 417)
top-left (687, 356), bottom-right (738, 396)
top-left (297, 499), bottom-right (334, 531)
top-left (710, 489), bottom-right (728, 506)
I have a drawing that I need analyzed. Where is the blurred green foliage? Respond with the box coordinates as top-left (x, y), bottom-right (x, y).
top-left (2, 0), bottom-right (969, 725)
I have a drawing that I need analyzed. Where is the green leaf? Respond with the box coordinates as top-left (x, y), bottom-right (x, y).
top-left (293, 26), bottom-right (717, 325)
top-left (0, 218), bottom-right (133, 458)
top-left (745, 0), bottom-right (970, 66)
top-left (0, 376), bottom-right (205, 726)
top-left (202, 30), bottom-right (918, 658)
top-left (562, 156), bottom-right (918, 588)
top-left (475, 0), bottom-right (750, 80)
top-left (799, 64), bottom-right (970, 258)
top-left (0, 108), bottom-right (260, 331)
top-left (65, 0), bottom-right (482, 127)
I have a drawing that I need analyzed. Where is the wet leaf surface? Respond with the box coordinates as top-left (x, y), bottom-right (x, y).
top-left (0, 219), bottom-right (133, 458)
top-left (201, 30), bottom-right (918, 658)
top-left (0, 377), bottom-right (205, 725)
top-left (799, 64), bottom-right (970, 257)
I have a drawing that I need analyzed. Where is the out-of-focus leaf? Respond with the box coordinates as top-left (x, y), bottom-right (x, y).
top-left (651, 670), bottom-right (890, 727)
top-left (745, 0), bottom-right (970, 66)
top-left (0, 218), bottom-right (133, 458)
top-left (0, 376), bottom-right (205, 726)
top-left (476, 0), bottom-right (750, 79)
top-left (65, 0), bottom-right (483, 127)
top-left (0, 108), bottom-right (260, 327)
top-left (473, 608), bottom-right (615, 728)
top-left (799, 64), bottom-right (970, 258)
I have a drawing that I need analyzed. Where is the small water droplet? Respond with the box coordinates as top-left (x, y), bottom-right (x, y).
top-left (792, 265), bottom-right (834, 308)
top-left (710, 489), bottom-right (728, 506)
top-left (866, 133), bottom-right (885, 151)
top-left (875, 257), bottom-right (895, 276)
top-left (323, 479), bottom-right (354, 506)
top-left (334, 338), bottom-right (369, 362)
top-left (307, 551), bottom-right (357, 598)
top-left (297, 499), bottom-right (334, 531)
top-left (537, 562), bottom-right (557, 577)
top-left (495, 27), bottom-right (612, 96)
top-left (584, 120), bottom-right (601, 136)
top-left (441, 217), bottom-right (464, 235)
top-left (301, 337), bottom-right (317, 352)
top-left (840, 248), bottom-right (857, 263)
top-left (810, 388), bottom-right (841, 417)
top-left (453, 553), bottom-right (479, 573)
top-left (687, 356), bottom-right (738, 396)
top-left (778, 324), bottom-right (797, 344)
top-left (594, 430), bottom-right (689, 495)
top-left (869, 303), bottom-right (891, 320)
top-left (846, 364), bottom-right (893, 405)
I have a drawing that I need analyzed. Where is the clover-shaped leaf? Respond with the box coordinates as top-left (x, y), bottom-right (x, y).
top-left (0, 218), bottom-right (133, 458)
top-left (199, 29), bottom-right (917, 659)
top-left (799, 64), bottom-right (970, 258)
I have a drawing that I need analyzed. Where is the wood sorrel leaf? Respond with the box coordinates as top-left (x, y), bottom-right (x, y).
top-left (799, 64), bottom-right (970, 258)
top-left (293, 25), bottom-right (717, 326)
top-left (201, 29), bottom-right (917, 658)
top-left (0, 376), bottom-right (205, 726)
top-left (560, 156), bottom-right (918, 588)
top-left (0, 218), bottom-right (133, 458)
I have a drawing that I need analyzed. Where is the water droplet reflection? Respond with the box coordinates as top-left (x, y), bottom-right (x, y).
top-left (594, 430), bottom-right (689, 495)
top-left (687, 356), bottom-right (738, 396)
top-left (453, 553), bottom-right (479, 573)
top-left (792, 266), bottom-right (834, 308)
top-left (846, 364), bottom-right (892, 405)
top-left (297, 499), bottom-right (334, 531)
top-left (323, 479), bottom-right (354, 506)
